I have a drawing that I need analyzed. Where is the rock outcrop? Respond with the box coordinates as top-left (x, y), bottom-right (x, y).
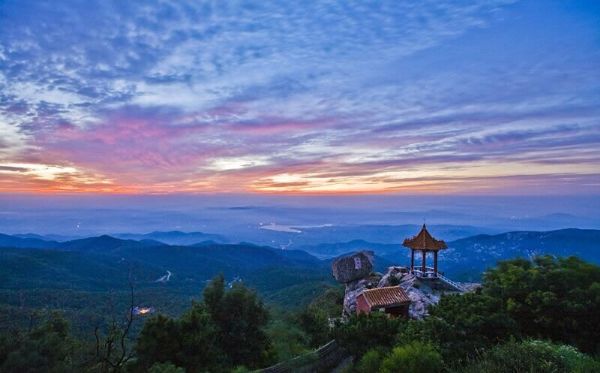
top-left (404, 283), bottom-right (440, 319)
top-left (377, 266), bottom-right (410, 288)
top-left (332, 252), bottom-right (477, 319)
top-left (331, 251), bottom-right (378, 317)
top-left (331, 251), bottom-right (374, 283)
top-left (335, 260), bottom-right (465, 319)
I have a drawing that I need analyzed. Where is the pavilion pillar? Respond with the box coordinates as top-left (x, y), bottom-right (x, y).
top-left (421, 250), bottom-right (426, 274)
top-left (410, 249), bottom-right (415, 273)
top-left (434, 251), bottom-right (438, 277)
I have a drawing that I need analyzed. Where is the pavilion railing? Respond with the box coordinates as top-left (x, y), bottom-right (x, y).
top-left (436, 273), bottom-right (466, 292)
top-left (411, 268), bottom-right (466, 292)
top-left (412, 267), bottom-right (441, 278)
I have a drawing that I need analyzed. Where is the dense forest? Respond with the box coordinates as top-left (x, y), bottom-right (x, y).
top-left (0, 255), bottom-right (599, 372)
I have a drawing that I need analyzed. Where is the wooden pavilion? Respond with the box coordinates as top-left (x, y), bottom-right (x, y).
top-left (402, 224), bottom-right (447, 278)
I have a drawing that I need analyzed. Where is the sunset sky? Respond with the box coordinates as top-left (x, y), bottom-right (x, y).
top-left (1, 0), bottom-right (599, 194)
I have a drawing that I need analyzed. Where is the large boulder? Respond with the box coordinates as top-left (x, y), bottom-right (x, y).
top-left (332, 251), bottom-right (374, 283)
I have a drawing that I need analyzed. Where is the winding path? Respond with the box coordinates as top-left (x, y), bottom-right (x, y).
top-left (156, 270), bottom-right (172, 283)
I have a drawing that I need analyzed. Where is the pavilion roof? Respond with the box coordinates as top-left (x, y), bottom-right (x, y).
top-left (359, 286), bottom-right (411, 308)
top-left (402, 224), bottom-right (447, 251)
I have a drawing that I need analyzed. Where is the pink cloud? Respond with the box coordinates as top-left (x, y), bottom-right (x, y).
top-left (30, 109), bottom-right (219, 183)
top-left (225, 117), bottom-right (333, 136)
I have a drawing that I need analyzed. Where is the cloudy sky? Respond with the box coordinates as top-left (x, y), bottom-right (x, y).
top-left (1, 0), bottom-right (599, 194)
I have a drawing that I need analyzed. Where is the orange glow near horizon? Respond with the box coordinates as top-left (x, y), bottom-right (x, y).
top-left (1, 158), bottom-right (598, 196)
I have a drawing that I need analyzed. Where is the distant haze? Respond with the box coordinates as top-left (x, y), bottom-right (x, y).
top-left (1, 194), bottom-right (598, 238)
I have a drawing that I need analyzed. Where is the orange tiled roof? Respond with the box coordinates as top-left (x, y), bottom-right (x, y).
top-left (402, 224), bottom-right (447, 251)
top-left (360, 286), bottom-right (411, 308)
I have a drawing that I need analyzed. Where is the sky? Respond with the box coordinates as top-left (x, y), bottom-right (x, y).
top-left (0, 0), bottom-right (599, 195)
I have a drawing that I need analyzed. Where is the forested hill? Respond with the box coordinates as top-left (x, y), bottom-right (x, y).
top-left (448, 228), bottom-right (600, 261)
top-left (439, 228), bottom-right (600, 279)
top-left (0, 233), bottom-right (61, 249)
top-left (0, 235), bottom-right (328, 287)
top-left (0, 235), bottom-right (333, 333)
top-left (2, 228), bottom-right (599, 289)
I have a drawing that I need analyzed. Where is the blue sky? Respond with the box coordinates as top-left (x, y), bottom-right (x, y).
top-left (0, 0), bottom-right (599, 194)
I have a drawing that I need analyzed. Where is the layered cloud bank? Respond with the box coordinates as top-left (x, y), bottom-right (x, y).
top-left (1, 0), bottom-right (599, 194)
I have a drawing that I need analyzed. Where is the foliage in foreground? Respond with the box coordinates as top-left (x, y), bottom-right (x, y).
top-left (331, 313), bottom-right (403, 357)
top-left (134, 274), bottom-right (273, 372)
top-left (483, 256), bottom-right (600, 354)
top-left (397, 292), bottom-right (518, 363)
top-left (459, 340), bottom-right (600, 373)
top-left (353, 339), bottom-right (599, 373)
top-left (297, 286), bottom-right (344, 348)
top-left (380, 342), bottom-right (443, 373)
top-left (353, 342), bottom-right (444, 373)
top-left (0, 275), bottom-right (277, 372)
top-left (0, 255), bottom-right (599, 372)
top-left (0, 313), bottom-right (80, 372)
top-left (402, 256), bottom-right (600, 362)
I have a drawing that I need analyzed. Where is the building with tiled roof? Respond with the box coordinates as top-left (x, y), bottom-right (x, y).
top-left (356, 286), bottom-right (411, 318)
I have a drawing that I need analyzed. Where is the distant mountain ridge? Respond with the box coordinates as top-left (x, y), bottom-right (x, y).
top-left (2, 228), bottom-right (597, 263)
top-left (59, 235), bottom-right (164, 252)
top-left (1, 228), bottom-right (598, 284)
top-left (114, 231), bottom-right (228, 245)
top-left (0, 233), bottom-right (60, 249)
top-left (298, 240), bottom-right (401, 259)
top-left (442, 228), bottom-right (600, 270)
top-left (12, 233), bottom-right (80, 242)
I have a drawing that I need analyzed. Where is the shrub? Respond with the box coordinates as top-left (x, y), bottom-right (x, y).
top-left (460, 339), bottom-right (600, 373)
top-left (135, 274), bottom-right (272, 372)
top-left (332, 313), bottom-right (405, 358)
top-left (398, 293), bottom-right (518, 364)
top-left (148, 362), bottom-right (185, 373)
top-left (354, 348), bottom-right (384, 373)
top-left (483, 256), bottom-right (600, 353)
top-left (0, 312), bottom-right (79, 373)
top-left (266, 317), bottom-right (310, 361)
top-left (380, 342), bottom-right (443, 373)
